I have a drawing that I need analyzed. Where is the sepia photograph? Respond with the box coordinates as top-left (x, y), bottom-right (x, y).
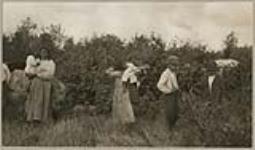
top-left (1, 1), bottom-right (253, 147)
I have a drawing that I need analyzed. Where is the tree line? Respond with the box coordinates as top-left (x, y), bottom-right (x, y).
top-left (3, 17), bottom-right (252, 146)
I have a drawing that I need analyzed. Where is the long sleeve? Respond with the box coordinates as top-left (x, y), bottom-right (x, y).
top-left (26, 55), bottom-right (37, 66)
top-left (157, 70), bottom-right (172, 93)
top-left (25, 55), bottom-right (39, 74)
top-left (37, 60), bottom-right (56, 79)
top-left (133, 66), bottom-right (141, 73)
top-left (121, 66), bottom-right (140, 84)
top-left (108, 71), bottom-right (122, 77)
top-left (121, 68), bottom-right (131, 82)
top-left (157, 69), bottom-right (179, 94)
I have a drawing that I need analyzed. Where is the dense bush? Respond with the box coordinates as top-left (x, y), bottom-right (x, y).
top-left (3, 17), bottom-right (252, 146)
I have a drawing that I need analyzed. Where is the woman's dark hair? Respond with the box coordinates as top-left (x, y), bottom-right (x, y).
top-left (37, 48), bottom-right (52, 60)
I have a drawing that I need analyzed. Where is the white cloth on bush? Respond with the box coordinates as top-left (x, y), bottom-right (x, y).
top-left (25, 55), bottom-right (40, 75)
top-left (157, 68), bottom-right (179, 94)
top-left (215, 59), bottom-right (239, 68)
top-left (36, 60), bottom-right (56, 79)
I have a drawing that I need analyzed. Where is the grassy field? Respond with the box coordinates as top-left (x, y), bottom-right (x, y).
top-left (2, 103), bottom-right (203, 147)
top-left (2, 89), bottom-right (251, 147)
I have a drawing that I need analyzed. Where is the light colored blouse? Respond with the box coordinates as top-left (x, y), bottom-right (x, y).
top-left (121, 64), bottom-right (140, 86)
top-left (25, 55), bottom-right (40, 75)
top-left (36, 59), bottom-right (56, 79)
top-left (157, 68), bottom-right (179, 94)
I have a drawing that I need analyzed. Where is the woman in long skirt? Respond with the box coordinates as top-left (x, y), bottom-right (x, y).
top-left (26, 48), bottom-right (56, 124)
top-left (121, 62), bottom-right (141, 105)
top-left (106, 67), bottom-right (135, 130)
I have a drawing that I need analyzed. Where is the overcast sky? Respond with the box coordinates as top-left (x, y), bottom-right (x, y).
top-left (3, 2), bottom-right (253, 51)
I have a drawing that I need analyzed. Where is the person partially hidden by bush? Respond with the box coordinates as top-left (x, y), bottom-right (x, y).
top-left (210, 59), bottom-right (239, 102)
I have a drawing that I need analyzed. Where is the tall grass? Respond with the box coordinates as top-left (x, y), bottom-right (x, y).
top-left (2, 82), bottom-right (251, 147)
top-left (3, 101), bottom-right (204, 147)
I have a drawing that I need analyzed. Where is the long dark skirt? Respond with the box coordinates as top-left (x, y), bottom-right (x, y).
top-left (161, 90), bottom-right (180, 129)
top-left (26, 77), bottom-right (53, 123)
top-left (128, 83), bottom-right (139, 104)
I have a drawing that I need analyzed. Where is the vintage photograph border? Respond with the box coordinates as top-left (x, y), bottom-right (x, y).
top-left (0, 0), bottom-right (254, 149)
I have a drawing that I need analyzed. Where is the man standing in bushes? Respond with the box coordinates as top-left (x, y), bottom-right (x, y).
top-left (157, 55), bottom-right (180, 130)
